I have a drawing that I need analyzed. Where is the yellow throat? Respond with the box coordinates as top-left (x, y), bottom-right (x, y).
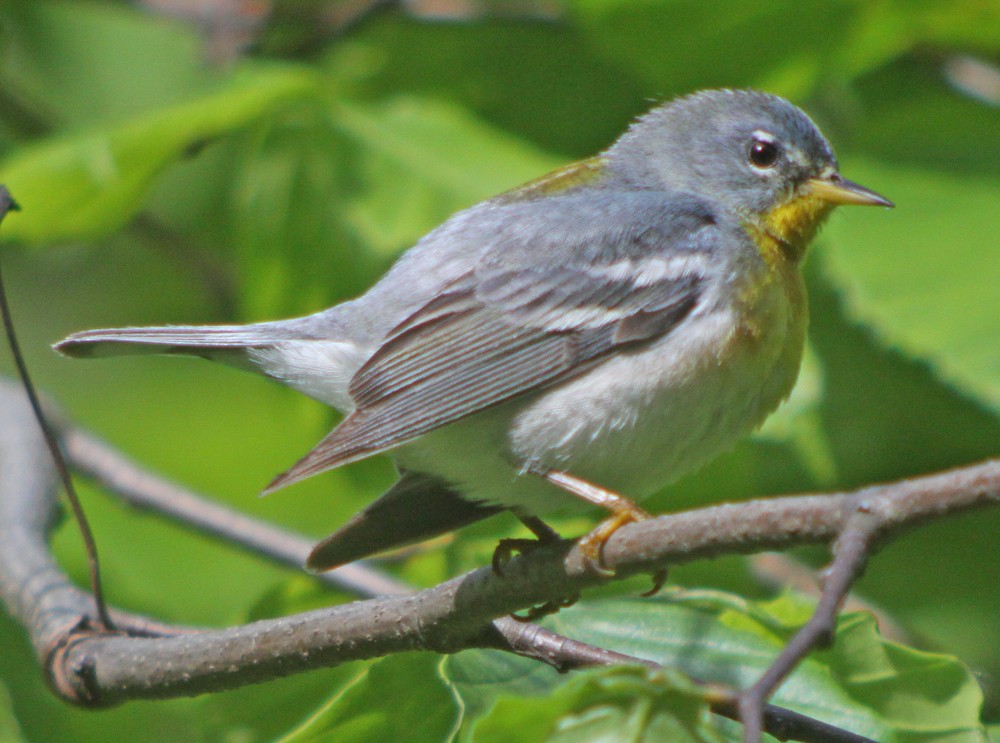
top-left (749, 190), bottom-right (836, 265)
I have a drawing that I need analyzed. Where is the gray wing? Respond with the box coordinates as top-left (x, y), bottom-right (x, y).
top-left (266, 196), bottom-right (717, 492)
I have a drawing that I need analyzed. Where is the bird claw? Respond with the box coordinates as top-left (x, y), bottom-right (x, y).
top-left (492, 497), bottom-right (664, 620)
top-left (576, 505), bottom-right (667, 595)
top-left (493, 528), bottom-right (578, 620)
top-left (640, 568), bottom-right (669, 597)
top-left (491, 537), bottom-right (544, 576)
top-left (510, 593), bottom-right (581, 622)
top-left (578, 541), bottom-right (616, 577)
top-left (576, 501), bottom-right (651, 574)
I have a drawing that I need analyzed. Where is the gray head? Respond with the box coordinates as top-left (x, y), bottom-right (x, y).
top-left (607, 89), bottom-right (890, 220)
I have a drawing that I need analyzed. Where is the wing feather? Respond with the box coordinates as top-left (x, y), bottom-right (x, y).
top-left (267, 277), bottom-right (701, 491)
top-left (267, 193), bottom-right (719, 492)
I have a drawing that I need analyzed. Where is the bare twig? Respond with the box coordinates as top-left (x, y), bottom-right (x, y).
top-left (62, 427), bottom-right (412, 599)
top-left (738, 508), bottom-right (879, 742)
top-left (0, 189), bottom-right (114, 631)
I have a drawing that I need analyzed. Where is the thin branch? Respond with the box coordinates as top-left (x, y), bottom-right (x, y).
top-left (62, 427), bottom-right (412, 600)
top-left (0, 189), bottom-right (115, 630)
top-left (737, 507), bottom-right (879, 742)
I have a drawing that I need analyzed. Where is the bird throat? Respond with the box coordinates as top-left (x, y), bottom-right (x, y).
top-left (749, 191), bottom-right (835, 265)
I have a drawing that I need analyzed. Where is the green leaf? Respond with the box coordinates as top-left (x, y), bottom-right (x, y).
top-left (220, 94), bottom-right (566, 318)
top-left (0, 683), bottom-right (26, 743)
top-left (826, 612), bottom-right (986, 740)
top-left (851, 59), bottom-right (1000, 179)
top-left (444, 593), bottom-right (987, 741)
top-left (555, 595), bottom-right (887, 739)
top-left (822, 158), bottom-right (1000, 413)
top-left (468, 666), bottom-right (725, 743)
top-left (0, 64), bottom-right (317, 244)
top-left (0, 0), bottom-right (204, 125)
top-left (443, 645), bottom-right (560, 726)
top-left (222, 106), bottom-right (381, 318)
top-left (568, 0), bottom-right (863, 97)
top-left (278, 654), bottom-right (459, 743)
top-left (320, 15), bottom-right (646, 156)
top-left (570, 1), bottom-right (1000, 101)
top-left (329, 96), bottom-right (563, 256)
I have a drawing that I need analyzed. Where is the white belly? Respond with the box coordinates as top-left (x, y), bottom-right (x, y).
top-left (394, 286), bottom-right (805, 516)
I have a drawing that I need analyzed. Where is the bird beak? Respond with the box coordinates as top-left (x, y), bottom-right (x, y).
top-left (805, 174), bottom-right (894, 208)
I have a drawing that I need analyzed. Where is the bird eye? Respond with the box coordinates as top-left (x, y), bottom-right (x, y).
top-left (748, 137), bottom-right (780, 169)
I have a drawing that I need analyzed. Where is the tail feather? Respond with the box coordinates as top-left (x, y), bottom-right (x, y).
top-left (54, 323), bottom-right (306, 359)
top-left (306, 472), bottom-right (502, 571)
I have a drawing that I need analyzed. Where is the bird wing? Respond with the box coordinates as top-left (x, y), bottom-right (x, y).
top-left (266, 196), bottom-right (717, 492)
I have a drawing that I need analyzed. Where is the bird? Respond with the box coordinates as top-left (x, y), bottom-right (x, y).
top-left (55, 89), bottom-right (892, 574)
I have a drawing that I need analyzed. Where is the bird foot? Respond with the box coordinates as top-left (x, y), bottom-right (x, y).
top-left (577, 503), bottom-right (666, 595)
top-left (492, 537), bottom-right (544, 577)
top-left (576, 500), bottom-right (651, 573)
top-left (510, 593), bottom-right (580, 622)
top-left (492, 516), bottom-right (577, 620)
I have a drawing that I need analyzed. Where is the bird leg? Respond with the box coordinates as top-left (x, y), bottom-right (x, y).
top-left (540, 469), bottom-right (666, 594)
top-left (492, 468), bottom-right (666, 620)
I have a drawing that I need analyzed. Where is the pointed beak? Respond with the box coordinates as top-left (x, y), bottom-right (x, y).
top-left (805, 174), bottom-right (894, 208)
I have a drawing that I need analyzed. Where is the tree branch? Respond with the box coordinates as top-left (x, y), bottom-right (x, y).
top-left (55, 405), bottom-right (877, 742)
top-left (2, 378), bottom-right (995, 739)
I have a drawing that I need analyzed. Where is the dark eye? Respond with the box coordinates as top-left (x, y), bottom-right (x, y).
top-left (749, 138), bottom-right (780, 169)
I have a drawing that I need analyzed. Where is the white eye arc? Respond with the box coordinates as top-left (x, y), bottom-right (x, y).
top-left (748, 130), bottom-right (780, 170)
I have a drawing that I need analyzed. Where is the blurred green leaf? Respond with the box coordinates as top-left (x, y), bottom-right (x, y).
top-left (827, 611), bottom-right (986, 740)
top-left (875, 1), bottom-right (1000, 54)
top-left (468, 666), bottom-right (724, 743)
top-left (823, 159), bottom-right (1000, 413)
top-left (446, 593), bottom-right (987, 741)
top-left (223, 107), bottom-right (377, 318)
top-left (1, 0), bottom-right (204, 126)
top-left (569, 1), bottom-right (1000, 101)
top-left (330, 95), bottom-right (563, 248)
top-left (220, 94), bottom-right (564, 319)
top-left (851, 59), bottom-right (1000, 179)
top-left (568, 0), bottom-right (862, 97)
top-left (0, 683), bottom-right (25, 743)
top-left (278, 654), bottom-right (458, 743)
top-left (321, 16), bottom-right (646, 156)
top-left (0, 64), bottom-right (317, 244)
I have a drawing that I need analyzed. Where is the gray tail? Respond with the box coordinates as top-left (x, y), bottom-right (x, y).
top-left (53, 322), bottom-right (306, 359)
top-left (307, 472), bottom-right (502, 571)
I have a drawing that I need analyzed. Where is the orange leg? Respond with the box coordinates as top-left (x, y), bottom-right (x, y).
top-left (539, 469), bottom-right (666, 594)
top-left (541, 469), bottom-right (650, 568)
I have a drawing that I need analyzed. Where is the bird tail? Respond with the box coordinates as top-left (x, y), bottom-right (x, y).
top-left (306, 472), bottom-right (502, 571)
top-left (53, 322), bottom-right (306, 359)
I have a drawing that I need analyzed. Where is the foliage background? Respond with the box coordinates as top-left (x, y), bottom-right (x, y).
top-left (0, 1), bottom-right (998, 741)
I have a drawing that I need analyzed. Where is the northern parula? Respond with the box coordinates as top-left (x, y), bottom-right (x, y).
top-left (56, 89), bottom-right (892, 571)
